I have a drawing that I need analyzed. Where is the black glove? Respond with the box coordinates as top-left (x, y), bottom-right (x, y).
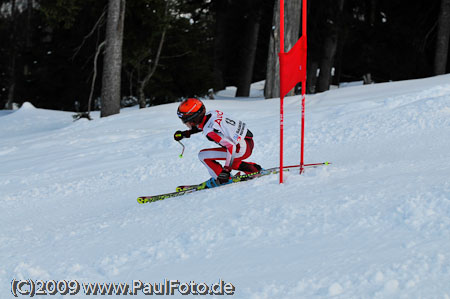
top-left (174, 130), bottom-right (191, 141)
top-left (217, 167), bottom-right (231, 184)
top-left (174, 130), bottom-right (184, 141)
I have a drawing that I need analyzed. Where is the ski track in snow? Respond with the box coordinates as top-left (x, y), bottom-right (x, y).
top-left (1, 76), bottom-right (450, 298)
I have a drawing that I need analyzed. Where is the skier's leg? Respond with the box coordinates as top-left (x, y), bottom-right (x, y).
top-left (238, 161), bottom-right (262, 174)
top-left (198, 148), bottom-right (227, 178)
top-left (232, 138), bottom-right (262, 173)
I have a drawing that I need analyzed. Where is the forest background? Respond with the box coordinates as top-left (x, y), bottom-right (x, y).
top-left (0, 0), bottom-right (449, 115)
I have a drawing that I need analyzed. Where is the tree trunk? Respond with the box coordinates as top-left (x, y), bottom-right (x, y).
top-left (101, 0), bottom-right (126, 118)
top-left (306, 60), bottom-right (318, 94)
top-left (6, 57), bottom-right (16, 110)
top-left (434, 0), bottom-right (450, 75)
top-left (368, 0), bottom-right (376, 27)
top-left (88, 41), bottom-right (105, 116)
top-left (264, 0), bottom-right (302, 99)
top-left (138, 2), bottom-right (169, 109)
top-left (332, 24), bottom-right (348, 86)
top-left (26, 0), bottom-right (33, 48)
top-left (317, 34), bottom-right (338, 92)
top-left (22, 0), bottom-right (33, 78)
top-left (6, 0), bottom-right (17, 110)
top-left (138, 27), bottom-right (167, 108)
top-left (212, 0), bottom-right (228, 92)
top-left (316, 0), bottom-right (345, 92)
top-left (236, 0), bottom-right (262, 97)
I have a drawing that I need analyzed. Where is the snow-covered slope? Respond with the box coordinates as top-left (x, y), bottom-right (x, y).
top-left (1, 75), bottom-right (450, 298)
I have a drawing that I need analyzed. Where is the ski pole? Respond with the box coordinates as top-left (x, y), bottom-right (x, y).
top-left (177, 140), bottom-right (185, 158)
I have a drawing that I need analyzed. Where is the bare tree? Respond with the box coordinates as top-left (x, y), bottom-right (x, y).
top-left (137, 28), bottom-right (167, 108)
top-left (137, 1), bottom-right (169, 109)
top-left (316, 0), bottom-right (345, 92)
top-left (101, 0), bottom-right (126, 118)
top-left (306, 61), bottom-right (318, 94)
top-left (5, 0), bottom-right (17, 110)
top-left (71, 7), bottom-right (106, 120)
top-left (87, 41), bottom-right (106, 116)
top-left (434, 0), bottom-right (450, 75)
top-left (212, 0), bottom-right (229, 93)
top-left (235, 0), bottom-right (263, 97)
top-left (264, 0), bottom-right (302, 99)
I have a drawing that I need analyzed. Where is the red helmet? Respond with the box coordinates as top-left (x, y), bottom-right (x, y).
top-left (177, 98), bottom-right (205, 126)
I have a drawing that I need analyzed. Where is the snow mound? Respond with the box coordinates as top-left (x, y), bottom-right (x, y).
top-left (19, 101), bottom-right (36, 110)
top-left (216, 81), bottom-right (265, 99)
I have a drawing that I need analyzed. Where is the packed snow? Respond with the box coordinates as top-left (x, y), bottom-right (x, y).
top-left (1, 75), bottom-right (450, 298)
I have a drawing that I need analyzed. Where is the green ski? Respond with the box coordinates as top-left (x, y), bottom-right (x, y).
top-left (137, 162), bottom-right (330, 204)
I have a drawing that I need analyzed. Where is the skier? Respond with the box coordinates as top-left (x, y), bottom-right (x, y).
top-left (174, 98), bottom-right (262, 187)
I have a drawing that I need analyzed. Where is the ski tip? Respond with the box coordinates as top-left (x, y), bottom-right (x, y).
top-left (137, 197), bottom-right (146, 204)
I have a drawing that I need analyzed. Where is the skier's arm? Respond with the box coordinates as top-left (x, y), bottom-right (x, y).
top-left (174, 127), bottom-right (202, 141)
top-left (187, 126), bottom-right (202, 136)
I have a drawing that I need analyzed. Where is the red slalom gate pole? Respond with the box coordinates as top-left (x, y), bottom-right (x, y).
top-left (279, 0), bottom-right (285, 184)
top-left (280, 96), bottom-right (284, 183)
top-left (300, 0), bottom-right (307, 174)
top-left (284, 162), bottom-right (330, 169)
top-left (300, 90), bottom-right (305, 174)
